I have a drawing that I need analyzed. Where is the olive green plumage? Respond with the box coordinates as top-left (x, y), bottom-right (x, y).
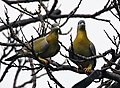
top-left (69, 20), bottom-right (96, 71)
top-left (5, 24), bottom-right (60, 62)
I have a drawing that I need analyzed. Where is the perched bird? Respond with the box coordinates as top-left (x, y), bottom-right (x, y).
top-left (69, 20), bottom-right (96, 72)
top-left (5, 23), bottom-right (60, 64)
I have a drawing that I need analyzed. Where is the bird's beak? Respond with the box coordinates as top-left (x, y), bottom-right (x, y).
top-left (51, 23), bottom-right (59, 28)
top-left (78, 20), bottom-right (85, 27)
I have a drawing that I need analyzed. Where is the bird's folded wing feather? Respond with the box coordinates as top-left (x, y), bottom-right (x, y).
top-left (22, 37), bottom-right (49, 54)
top-left (89, 42), bottom-right (96, 56)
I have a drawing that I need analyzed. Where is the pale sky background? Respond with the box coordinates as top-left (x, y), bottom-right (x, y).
top-left (0, 0), bottom-right (120, 88)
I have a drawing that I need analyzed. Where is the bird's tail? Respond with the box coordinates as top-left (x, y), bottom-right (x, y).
top-left (5, 53), bottom-right (22, 61)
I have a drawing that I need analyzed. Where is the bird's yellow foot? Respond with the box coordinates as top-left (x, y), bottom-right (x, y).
top-left (84, 64), bottom-right (93, 73)
top-left (84, 67), bottom-right (92, 73)
top-left (38, 57), bottom-right (49, 65)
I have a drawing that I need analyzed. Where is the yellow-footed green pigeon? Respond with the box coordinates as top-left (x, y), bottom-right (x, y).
top-left (69, 20), bottom-right (96, 72)
top-left (5, 23), bottom-right (60, 64)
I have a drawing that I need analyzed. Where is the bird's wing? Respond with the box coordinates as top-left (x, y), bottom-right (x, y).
top-left (89, 42), bottom-right (96, 69)
top-left (22, 37), bottom-right (49, 55)
top-left (89, 42), bottom-right (96, 56)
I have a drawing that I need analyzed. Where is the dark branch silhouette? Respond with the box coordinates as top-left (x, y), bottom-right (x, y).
top-left (0, 0), bottom-right (120, 88)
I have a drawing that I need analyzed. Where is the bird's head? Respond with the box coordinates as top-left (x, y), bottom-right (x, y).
top-left (51, 23), bottom-right (60, 33)
top-left (77, 20), bottom-right (86, 31)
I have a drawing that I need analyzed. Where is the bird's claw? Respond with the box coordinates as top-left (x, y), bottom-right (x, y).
top-left (84, 67), bottom-right (92, 73)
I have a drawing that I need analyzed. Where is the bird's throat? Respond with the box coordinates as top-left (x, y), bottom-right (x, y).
top-left (76, 31), bottom-right (88, 41)
top-left (46, 32), bottom-right (58, 43)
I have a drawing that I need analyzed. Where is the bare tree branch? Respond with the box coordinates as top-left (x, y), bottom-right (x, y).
top-left (2, 0), bottom-right (49, 4)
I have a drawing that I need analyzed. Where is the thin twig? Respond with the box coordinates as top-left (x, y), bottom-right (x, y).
top-left (60, 0), bottom-right (83, 27)
top-left (46, 67), bottom-right (64, 88)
